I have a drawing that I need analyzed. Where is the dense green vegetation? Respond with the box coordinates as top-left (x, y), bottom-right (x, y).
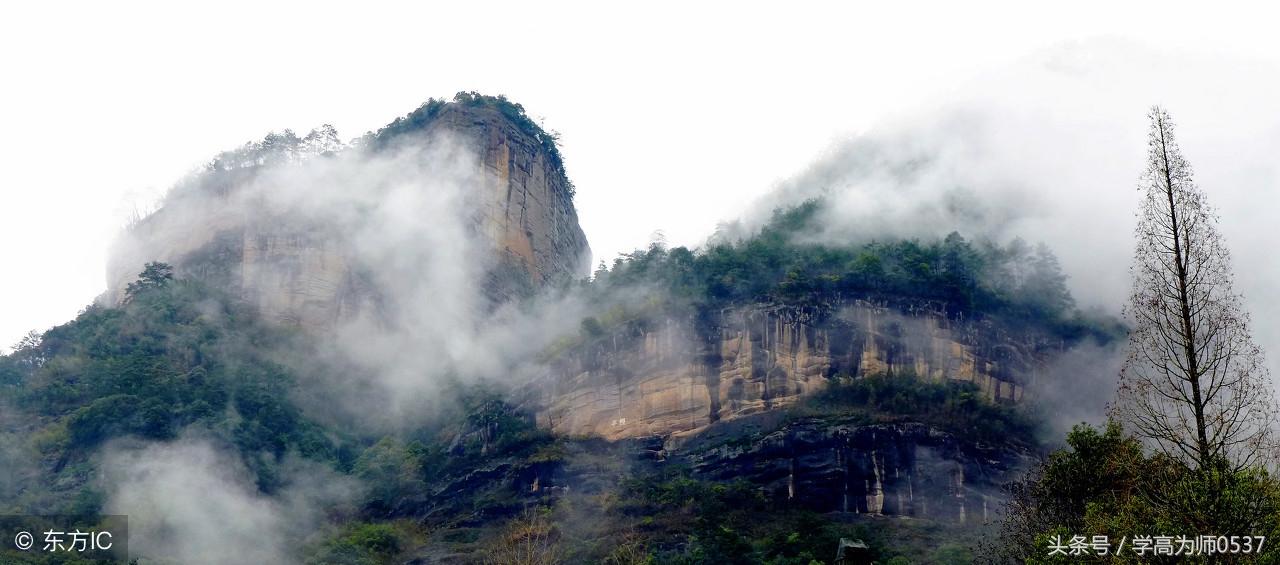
top-left (305, 521), bottom-right (415, 565)
top-left (346, 386), bottom-right (565, 521)
top-left (989, 423), bottom-right (1280, 563)
top-left (980, 110), bottom-right (1280, 564)
top-left (615, 468), bottom-right (973, 565)
top-left (584, 200), bottom-right (1111, 341)
top-left (11, 99), bottom-right (1272, 564)
top-left (0, 265), bottom-right (573, 562)
top-left (173, 91), bottom-right (572, 203)
top-left (804, 372), bottom-right (1040, 447)
top-left (0, 199), bottom-right (1118, 563)
top-left (0, 264), bottom-right (352, 513)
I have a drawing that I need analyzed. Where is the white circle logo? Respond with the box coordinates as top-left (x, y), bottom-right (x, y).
top-left (13, 530), bottom-right (33, 551)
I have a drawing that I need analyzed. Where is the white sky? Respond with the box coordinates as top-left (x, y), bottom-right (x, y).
top-left (1, 1), bottom-right (1278, 349)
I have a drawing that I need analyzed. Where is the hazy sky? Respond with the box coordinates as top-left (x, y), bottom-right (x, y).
top-left (2, 1), bottom-right (1278, 349)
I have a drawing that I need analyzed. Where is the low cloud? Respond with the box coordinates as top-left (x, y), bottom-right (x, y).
top-left (729, 38), bottom-right (1280, 384)
top-left (101, 437), bottom-right (358, 565)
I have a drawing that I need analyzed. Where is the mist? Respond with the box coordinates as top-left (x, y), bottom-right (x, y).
top-left (730, 39), bottom-right (1280, 385)
top-left (101, 437), bottom-right (358, 565)
top-left (105, 127), bottom-right (604, 436)
top-left (79, 128), bottom-right (611, 562)
top-left (8, 36), bottom-right (1277, 562)
top-left (100, 38), bottom-right (1280, 451)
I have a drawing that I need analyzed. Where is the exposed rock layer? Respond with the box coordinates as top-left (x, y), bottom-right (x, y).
top-left (535, 300), bottom-right (1058, 441)
top-left (687, 418), bottom-right (1026, 522)
top-left (403, 417), bottom-right (1023, 534)
top-left (420, 104), bottom-right (591, 302)
top-left (106, 103), bottom-right (590, 326)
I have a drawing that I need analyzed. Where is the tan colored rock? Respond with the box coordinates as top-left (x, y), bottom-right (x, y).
top-left (535, 301), bottom-right (1047, 441)
top-left (105, 102), bottom-right (590, 326)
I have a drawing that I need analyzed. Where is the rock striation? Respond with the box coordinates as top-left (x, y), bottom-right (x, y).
top-left (534, 300), bottom-right (1060, 441)
top-left (412, 102), bottom-right (592, 302)
top-left (105, 100), bottom-right (591, 327)
top-left (686, 418), bottom-right (1027, 522)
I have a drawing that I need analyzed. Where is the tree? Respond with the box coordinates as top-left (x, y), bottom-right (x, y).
top-left (985, 423), bottom-right (1144, 562)
top-left (124, 262), bottom-right (175, 301)
top-left (1022, 243), bottom-right (1073, 316)
top-left (260, 129), bottom-right (302, 164)
top-left (352, 437), bottom-right (425, 514)
top-left (302, 124), bottom-right (344, 156)
top-left (6, 330), bottom-right (45, 372)
top-left (485, 508), bottom-right (561, 565)
top-left (1114, 107), bottom-right (1275, 473)
top-left (987, 423), bottom-right (1280, 563)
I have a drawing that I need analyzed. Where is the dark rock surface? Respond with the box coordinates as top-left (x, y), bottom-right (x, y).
top-left (685, 417), bottom-right (1030, 523)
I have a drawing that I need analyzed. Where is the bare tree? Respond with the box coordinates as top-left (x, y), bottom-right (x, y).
top-left (484, 508), bottom-right (562, 565)
top-left (1114, 106), bottom-right (1275, 472)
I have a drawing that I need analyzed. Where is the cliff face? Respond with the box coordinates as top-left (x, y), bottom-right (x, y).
top-left (534, 300), bottom-right (1056, 441)
top-left (422, 104), bottom-right (590, 297)
top-left (398, 415), bottom-right (1023, 534)
top-left (687, 419), bottom-right (1026, 522)
top-left (106, 101), bottom-right (591, 327)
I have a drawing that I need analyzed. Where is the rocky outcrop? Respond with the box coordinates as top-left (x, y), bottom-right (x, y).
top-left (534, 300), bottom-right (1060, 441)
top-left (686, 418), bottom-right (1027, 522)
top-left (416, 103), bottom-right (590, 299)
top-left (401, 416), bottom-right (1026, 533)
top-left (105, 100), bottom-right (591, 326)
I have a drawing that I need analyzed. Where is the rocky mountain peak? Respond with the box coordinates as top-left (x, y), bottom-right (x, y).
top-left (105, 94), bottom-right (591, 327)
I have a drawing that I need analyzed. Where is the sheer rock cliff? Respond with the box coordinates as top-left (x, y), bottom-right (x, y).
top-left (105, 101), bottom-right (591, 326)
top-left (534, 300), bottom-right (1056, 441)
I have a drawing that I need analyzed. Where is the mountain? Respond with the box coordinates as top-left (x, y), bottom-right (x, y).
top-left (501, 201), bottom-right (1115, 543)
top-left (105, 93), bottom-right (591, 327)
top-left (0, 94), bottom-right (1119, 564)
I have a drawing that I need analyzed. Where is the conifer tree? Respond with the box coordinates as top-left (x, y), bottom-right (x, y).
top-left (1114, 107), bottom-right (1275, 472)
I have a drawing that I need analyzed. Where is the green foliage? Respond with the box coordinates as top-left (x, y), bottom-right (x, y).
top-left (353, 437), bottom-right (432, 514)
top-left (580, 316), bottom-right (605, 337)
top-left (342, 387), bottom-right (559, 516)
top-left (66, 394), bottom-right (172, 446)
top-left (989, 423), bottom-right (1151, 563)
top-left (368, 91), bottom-right (574, 196)
top-left (1, 267), bottom-right (348, 510)
top-left (345, 523), bottom-right (402, 555)
top-left (616, 470), bottom-right (919, 565)
top-left (451, 91), bottom-right (567, 175)
top-left (991, 422), bottom-right (1280, 563)
top-left (0, 205), bottom-right (1118, 564)
top-left (930, 543), bottom-right (975, 564)
top-left (585, 200), bottom-right (1106, 341)
top-left (807, 372), bottom-right (1039, 446)
top-left (123, 261), bottom-right (173, 300)
top-left (179, 91), bottom-right (569, 205)
top-left (454, 389), bottom-right (556, 461)
top-left (204, 124), bottom-right (343, 173)
top-left (306, 522), bottom-right (405, 565)
top-left (618, 472), bottom-right (771, 564)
